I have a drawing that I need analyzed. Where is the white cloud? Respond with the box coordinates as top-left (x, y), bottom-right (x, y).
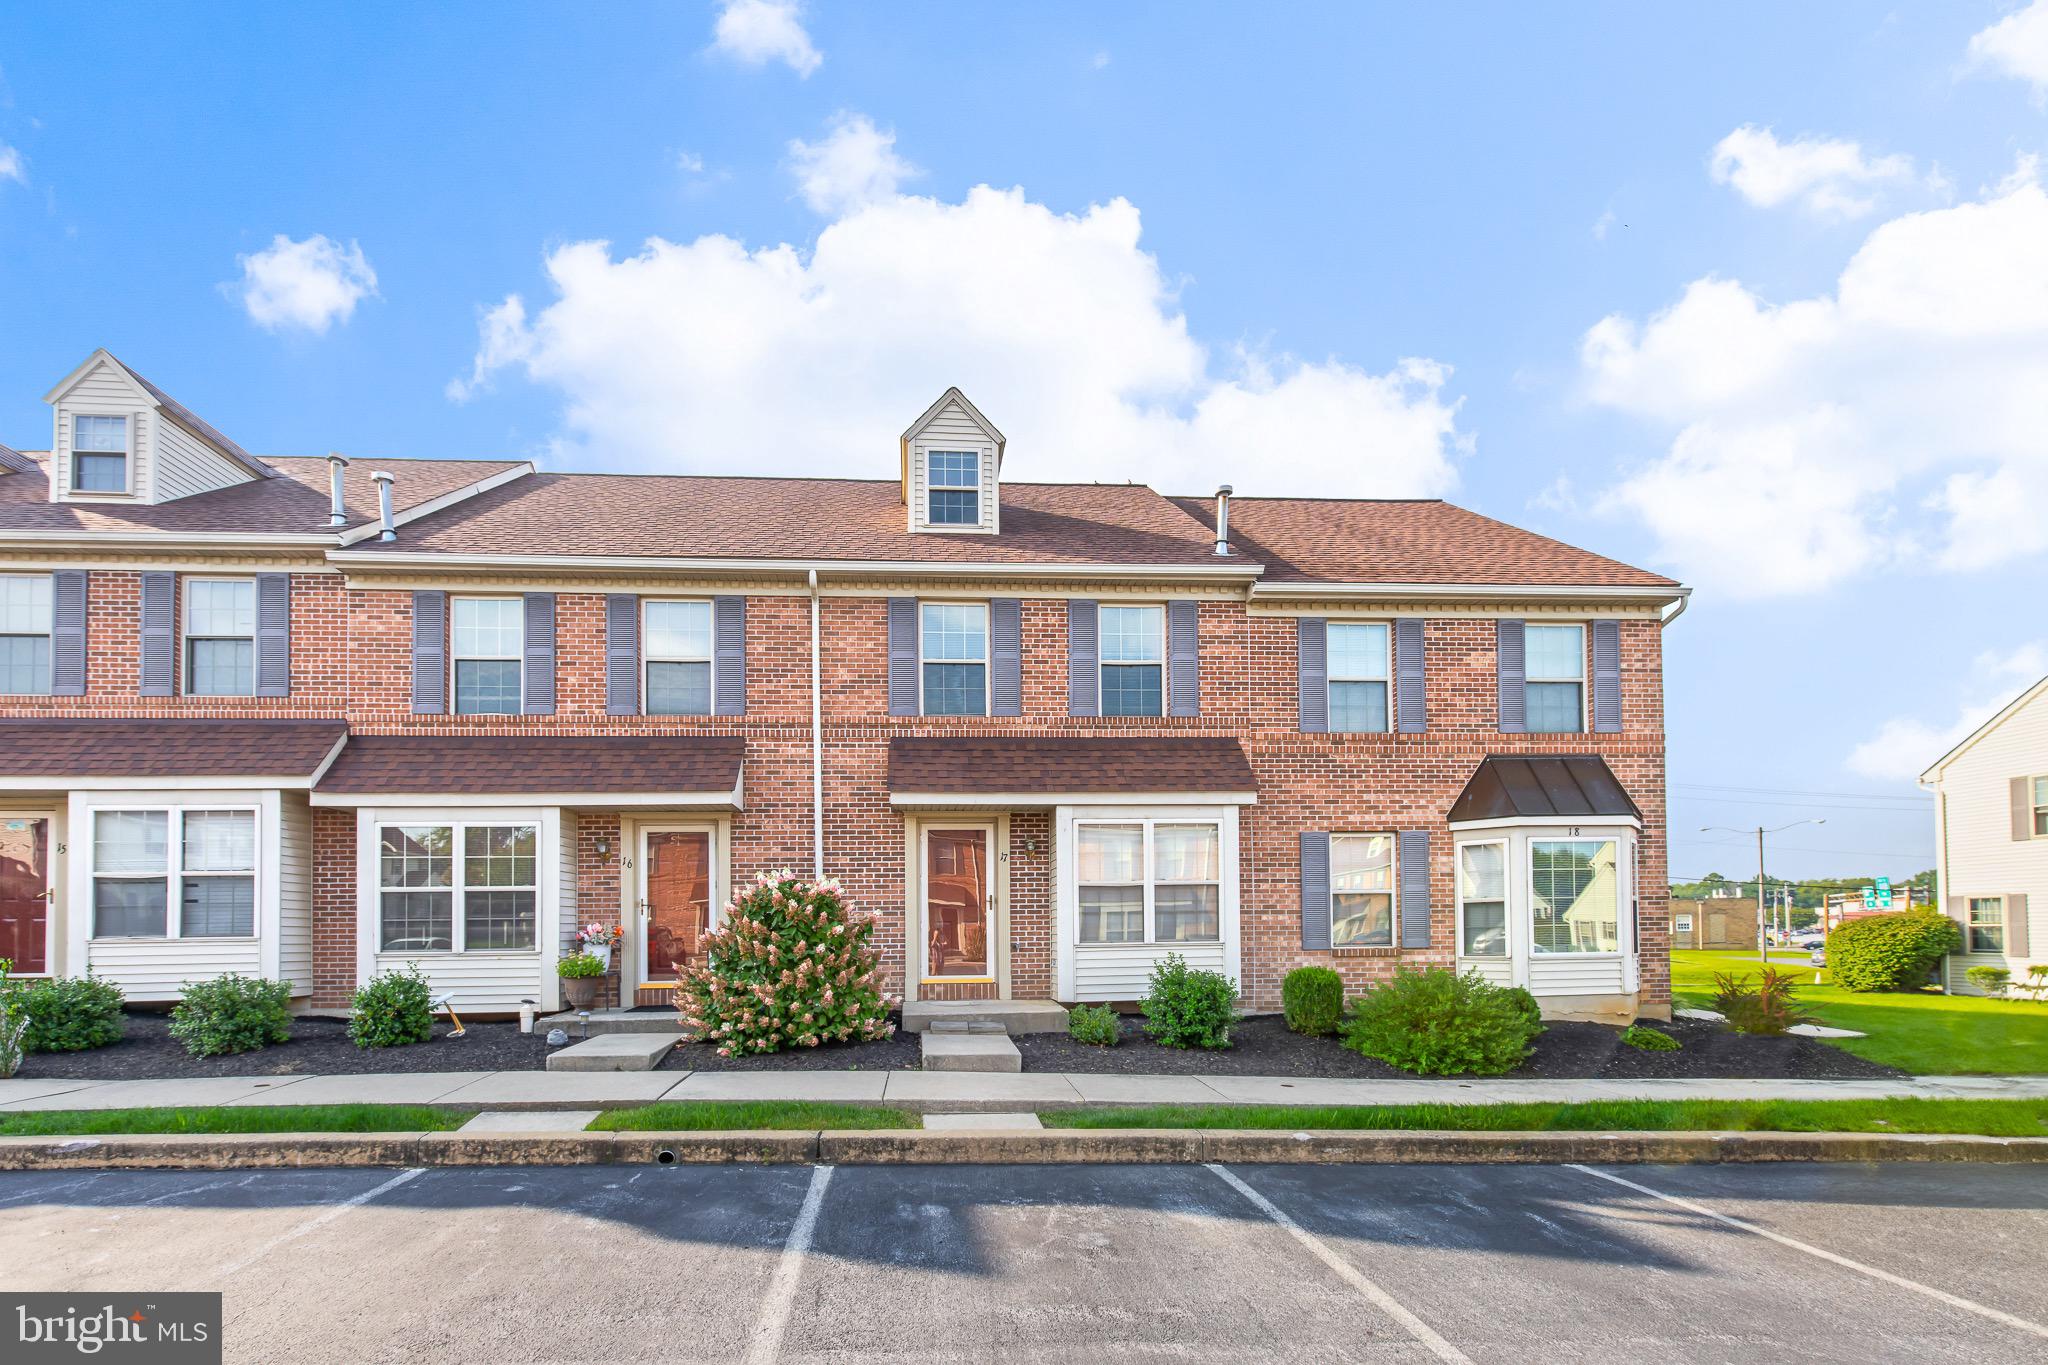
top-left (1969, 1), bottom-right (2048, 100)
top-left (233, 234), bottom-right (378, 334)
top-left (1709, 125), bottom-right (1917, 219)
top-left (1847, 643), bottom-right (2048, 779)
top-left (786, 113), bottom-right (918, 215)
top-left (451, 155), bottom-right (1466, 499)
top-left (0, 143), bottom-right (23, 185)
top-left (1585, 163), bottom-right (2048, 596)
top-left (675, 150), bottom-right (705, 175)
top-left (710, 0), bottom-right (821, 78)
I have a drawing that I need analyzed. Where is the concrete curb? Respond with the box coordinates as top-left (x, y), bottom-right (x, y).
top-left (2, 1128), bottom-right (2045, 1171)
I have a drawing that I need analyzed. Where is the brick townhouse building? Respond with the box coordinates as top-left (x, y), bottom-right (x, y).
top-left (0, 352), bottom-right (1686, 1023)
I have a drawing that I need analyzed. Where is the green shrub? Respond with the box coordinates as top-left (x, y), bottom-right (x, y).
top-left (1965, 965), bottom-right (2012, 996)
top-left (0, 960), bottom-right (29, 1079)
top-left (1712, 966), bottom-right (1813, 1036)
top-left (1341, 967), bottom-right (1543, 1076)
top-left (348, 964), bottom-right (434, 1048)
top-left (557, 952), bottom-right (607, 979)
top-left (676, 870), bottom-right (893, 1055)
top-left (1067, 1003), bottom-right (1120, 1047)
top-left (4, 973), bottom-right (126, 1052)
top-left (1280, 966), bottom-right (1344, 1037)
top-left (1620, 1024), bottom-right (1680, 1052)
top-left (167, 974), bottom-right (294, 1058)
top-left (1141, 954), bottom-right (1239, 1050)
top-left (1826, 910), bottom-right (1961, 992)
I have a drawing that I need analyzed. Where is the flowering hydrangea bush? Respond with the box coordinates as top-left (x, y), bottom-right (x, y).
top-left (675, 869), bottom-right (896, 1055)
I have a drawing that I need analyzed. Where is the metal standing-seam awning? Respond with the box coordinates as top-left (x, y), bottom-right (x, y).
top-left (1447, 754), bottom-right (1643, 827)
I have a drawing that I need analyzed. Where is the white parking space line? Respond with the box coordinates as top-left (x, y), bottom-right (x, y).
top-left (205, 1167), bottom-right (425, 1282)
top-left (744, 1163), bottom-right (834, 1365)
top-left (1206, 1164), bottom-right (1470, 1364)
top-left (1567, 1165), bottom-right (2048, 1342)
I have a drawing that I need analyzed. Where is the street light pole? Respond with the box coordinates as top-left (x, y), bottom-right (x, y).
top-left (1701, 819), bottom-right (1826, 965)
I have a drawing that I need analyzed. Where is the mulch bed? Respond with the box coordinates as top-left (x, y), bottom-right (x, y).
top-left (12, 1010), bottom-right (552, 1081)
top-left (1012, 1013), bottom-right (1903, 1081)
top-left (658, 1026), bottom-right (922, 1072)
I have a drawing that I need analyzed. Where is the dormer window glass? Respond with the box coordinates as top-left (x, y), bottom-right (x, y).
top-left (72, 415), bottom-right (128, 493)
top-left (927, 451), bottom-right (979, 526)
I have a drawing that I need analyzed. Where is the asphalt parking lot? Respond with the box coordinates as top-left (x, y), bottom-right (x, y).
top-left (2, 1160), bottom-right (2044, 1363)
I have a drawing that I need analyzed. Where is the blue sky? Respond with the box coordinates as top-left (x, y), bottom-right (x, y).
top-left (6, 1), bottom-right (2048, 883)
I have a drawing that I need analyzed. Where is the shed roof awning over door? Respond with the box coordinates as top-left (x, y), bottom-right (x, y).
top-left (313, 735), bottom-right (746, 807)
top-left (888, 737), bottom-right (1258, 805)
top-left (0, 718), bottom-right (348, 789)
top-left (1448, 755), bottom-right (1642, 826)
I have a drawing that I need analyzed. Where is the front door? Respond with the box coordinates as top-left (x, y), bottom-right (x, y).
top-left (637, 827), bottom-right (714, 1002)
top-left (922, 825), bottom-right (994, 984)
top-left (0, 816), bottom-right (51, 975)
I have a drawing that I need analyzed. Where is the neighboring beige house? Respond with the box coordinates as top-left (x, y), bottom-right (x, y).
top-left (1920, 676), bottom-right (2047, 994)
top-left (1669, 896), bottom-right (1755, 950)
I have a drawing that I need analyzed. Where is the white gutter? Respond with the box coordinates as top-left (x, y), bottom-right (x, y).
top-left (0, 530), bottom-right (336, 548)
top-left (808, 567), bottom-right (825, 880)
top-left (325, 550), bottom-right (1266, 581)
top-left (1249, 580), bottom-right (1690, 605)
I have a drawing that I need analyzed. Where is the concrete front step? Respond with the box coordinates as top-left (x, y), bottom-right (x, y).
top-left (545, 1033), bottom-right (678, 1072)
top-left (535, 1008), bottom-right (681, 1036)
top-left (919, 1032), bottom-right (1022, 1073)
top-left (902, 999), bottom-right (1069, 1035)
top-left (927, 1019), bottom-right (1007, 1035)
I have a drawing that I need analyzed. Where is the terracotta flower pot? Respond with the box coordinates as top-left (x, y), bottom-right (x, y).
top-left (562, 975), bottom-right (600, 1011)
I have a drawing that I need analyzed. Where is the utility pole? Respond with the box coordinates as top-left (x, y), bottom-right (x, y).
top-left (1703, 819), bottom-right (1826, 966)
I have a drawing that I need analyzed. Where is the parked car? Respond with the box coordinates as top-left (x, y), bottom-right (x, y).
top-left (1789, 930), bottom-right (1826, 950)
top-left (1810, 947), bottom-right (1827, 968)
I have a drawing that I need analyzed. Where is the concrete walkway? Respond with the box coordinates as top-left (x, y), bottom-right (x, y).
top-left (4, 1069), bottom-right (2047, 1114)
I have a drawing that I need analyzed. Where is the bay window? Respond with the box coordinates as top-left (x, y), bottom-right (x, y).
top-left (0, 573), bottom-right (51, 695)
top-left (1077, 819), bottom-right (1220, 944)
top-left (921, 602), bottom-right (987, 716)
top-left (452, 598), bottom-right (522, 714)
top-left (1331, 833), bottom-right (1394, 947)
top-left (378, 822), bottom-right (536, 952)
top-left (92, 808), bottom-right (256, 939)
top-left (1530, 838), bottom-right (1619, 953)
top-left (1328, 623), bottom-right (1390, 733)
top-left (644, 600), bottom-right (713, 715)
top-left (1100, 605), bottom-right (1164, 717)
top-left (1458, 841), bottom-right (1507, 957)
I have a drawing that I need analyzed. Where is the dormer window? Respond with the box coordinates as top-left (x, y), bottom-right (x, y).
top-left (72, 415), bottom-right (129, 493)
top-left (902, 388), bottom-right (1005, 535)
top-left (927, 452), bottom-right (980, 525)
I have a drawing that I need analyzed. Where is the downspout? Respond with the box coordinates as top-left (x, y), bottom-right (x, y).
top-left (808, 569), bottom-right (825, 880)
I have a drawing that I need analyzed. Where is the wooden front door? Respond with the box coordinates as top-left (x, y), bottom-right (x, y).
top-left (922, 825), bottom-right (994, 984)
top-left (0, 816), bottom-right (51, 975)
top-left (637, 827), bottom-right (713, 1003)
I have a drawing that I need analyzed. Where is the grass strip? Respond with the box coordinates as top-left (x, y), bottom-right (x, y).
top-left (0, 1105), bottom-right (471, 1137)
top-left (1040, 1097), bottom-right (2048, 1137)
top-left (588, 1100), bottom-right (915, 1131)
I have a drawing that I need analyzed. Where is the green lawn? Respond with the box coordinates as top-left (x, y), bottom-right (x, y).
top-left (0, 1105), bottom-right (471, 1137)
top-left (1671, 948), bottom-right (2048, 1075)
top-left (1043, 1097), bottom-right (2048, 1136)
top-left (588, 1101), bottom-right (915, 1131)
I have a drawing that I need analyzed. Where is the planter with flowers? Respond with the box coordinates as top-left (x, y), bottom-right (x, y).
top-left (557, 951), bottom-right (608, 1011)
top-left (573, 922), bottom-right (624, 975)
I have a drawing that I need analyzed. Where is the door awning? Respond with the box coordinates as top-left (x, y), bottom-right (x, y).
top-left (313, 734), bottom-right (746, 808)
top-left (0, 718), bottom-right (348, 789)
top-left (1448, 755), bottom-right (1642, 827)
top-left (888, 736), bottom-right (1257, 806)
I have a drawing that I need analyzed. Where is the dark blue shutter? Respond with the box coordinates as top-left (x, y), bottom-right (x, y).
top-left (1067, 599), bottom-right (1099, 717)
top-left (1496, 619), bottom-right (1526, 733)
top-left (1300, 831), bottom-right (1332, 950)
top-left (139, 571), bottom-right (175, 697)
top-left (521, 592), bottom-right (556, 714)
top-left (255, 574), bottom-right (291, 697)
top-left (1591, 619), bottom-right (1621, 733)
top-left (714, 595), bottom-right (746, 716)
top-left (989, 598), bottom-right (1022, 717)
top-left (411, 590), bottom-right (446, 714)
top-left (50, 570), bottom-right (86, 696)
top-left (1296, 617), bottom-right (1327, 733)
top-left (1167, 599), bottom-right (1200, 717)
top-left (1395, 617), bottom-right (1426, 733)
top-left (605, 594), bottom-right (639, 716)
top-left (1399, 829), bottom-right (1432, 948)
top-left (887, 597), bottom-right (919, 716)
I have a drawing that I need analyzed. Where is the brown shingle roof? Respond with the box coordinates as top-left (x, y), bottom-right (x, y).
top-left (1447, 755), bottom-right (1643, 824)
top-left (0, 719), bottom-right (346, 781)
top-left (1172, 496), bottom-right (1677, 589)
top-left (316, 735), bottom-right (747, 796)
top-left (0, 456), bottom-right (524, 537)
top-left (888, 736), bottom-right (1257, 796)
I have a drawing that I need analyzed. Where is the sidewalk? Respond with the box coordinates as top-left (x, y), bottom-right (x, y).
top-left (6, 1069), bottom-right (2048, 1114)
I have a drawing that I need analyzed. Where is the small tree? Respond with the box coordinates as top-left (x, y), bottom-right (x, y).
top-left (1826, 910), bottom-right (1960, 992)
top-left (676, 870), bottom-right (894, 1056)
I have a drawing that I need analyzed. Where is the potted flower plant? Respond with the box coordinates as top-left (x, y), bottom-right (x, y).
top-left (573, 922), bottom-right (624, 974)
top-left (557, 951), bottom-right (607, 1011)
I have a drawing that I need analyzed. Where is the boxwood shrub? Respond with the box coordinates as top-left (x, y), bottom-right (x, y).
top-left (349, 964), bottom-right (435, 1048)
top-left (1826, 910), bottom-right (1961, 992)
top-left (1280, 966), bottom-right (1344, 1037)
top-left (1342, 967), bottom-right (1543, 1076)
top-left (1141, 953), bottom-right (1238, 1050)
top-left (12, 973), bottom-right (126, 1052)
top-left (1066, 1002), bottom-right (1120, 1047)
top-left (168, 974), bottom-right (294, 1058)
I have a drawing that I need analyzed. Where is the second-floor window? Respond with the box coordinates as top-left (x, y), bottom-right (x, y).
top-left (0, 573), bottom-right (51, 695)
top-left (644, 600), bottom-right (712, 715)
top-left (1331, 833), bottom-right (1395, 947)
top-left (1100, 604), bottom-right (1164, 717)
top-left (452, 597), bottom-right (522, 715)
top-left (1328, 622), bottom-right (1390, 732)
top-left (927, 451), bottom-right (979, 525)
top-left (72, 415), bottom-right (129, 493)
top-left (1524, 623), bottom-right (1585, 733)
top-left (922, 602), bottom-right (987, 716)
top-left (184, 578), bottom-right (256, 697)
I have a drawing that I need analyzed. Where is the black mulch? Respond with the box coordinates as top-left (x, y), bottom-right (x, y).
top-left (13, 1010), bottom-right (552, 1081)
top-left (659, 1021), bottom-right (922, 1072)
top-left (1012, 1013), bottom-right (1904, 1080)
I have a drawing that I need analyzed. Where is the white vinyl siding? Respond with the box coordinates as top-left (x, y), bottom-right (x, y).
top-left (152, 411), bottom-right (253, 500)
top-left (1927, 685), bottom-right (2048, 992)
top-left (49, 356), bottom-right (254, 505)
top-left (908, 393), bottom-right (999, 534)
top-left (276, 793), bottom-right (313, 995)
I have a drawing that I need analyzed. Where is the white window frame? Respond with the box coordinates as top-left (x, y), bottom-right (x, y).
top-left (1098, 602), bottom-right (1166, 719)
top-left (2031, 777), bottom-right (2048, 839)
top-left (450, 595), bottom-right (524, 716)
top-left (1327, 621), bottom-right (1391, 734)
top-left (0, 572), bottom-right (53, 696)
top-left (1523, 622), bottom-right (1587, 734)
top-left (924, 449), bottom-right (982, 527)
top-left (1674, 911), bottom-right (1695, 933)
top-left (1330, 831), bottom-right (1397, 948)
top-left (182, 576), bottom-right (257, 698)
top-left (1073, 817), bottom-right (1223, 947)
top-left (1528, 833), bottom-right (1624, 958)
top-left (918, 600), bottom-right (989, 717)
top-left (373, 817), bottom-right (540, 955)
top-left (69, 413), bottom-right (133, 496)
top-left (642, 598), bottom-right (715, 717)
top-left (89, 805), bottom-right (261, 942)
top-left (1967, 896), bottom-right (2005, 955)
top-left (1455, 837), bottom-right (1509, 959)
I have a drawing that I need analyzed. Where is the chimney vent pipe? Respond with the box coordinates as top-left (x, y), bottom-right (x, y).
top-left (327, 453), bottom-right (350, 528)
top-left (370, 471), bottom-right (396, 542)
top-left (1213, 485), bottom-right (1233, 556)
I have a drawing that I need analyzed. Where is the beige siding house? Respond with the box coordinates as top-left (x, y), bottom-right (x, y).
top-left (1921, 676), bottom-right (2048, 994)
